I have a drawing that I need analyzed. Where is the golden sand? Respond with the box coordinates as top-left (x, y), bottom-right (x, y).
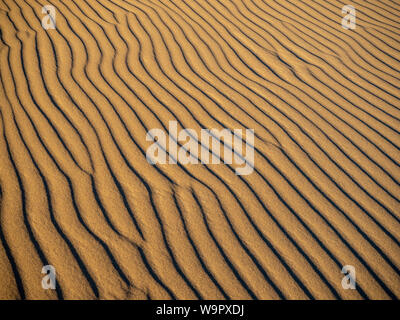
top-left (0, 0), bottom-right (399, 299)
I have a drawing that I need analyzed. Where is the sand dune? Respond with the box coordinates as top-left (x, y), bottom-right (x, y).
top-left (0, 0), bottom-right (399, 299)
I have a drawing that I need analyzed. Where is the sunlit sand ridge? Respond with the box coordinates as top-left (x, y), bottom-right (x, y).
top-left (0, 0), bottom-right (399, 299)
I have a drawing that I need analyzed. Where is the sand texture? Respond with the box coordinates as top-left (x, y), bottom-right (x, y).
top-left (0, 0), bottom-right (399, 299)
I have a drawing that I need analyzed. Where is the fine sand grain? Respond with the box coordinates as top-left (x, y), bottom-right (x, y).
top-left (0, 0), bottom-right (399, 299)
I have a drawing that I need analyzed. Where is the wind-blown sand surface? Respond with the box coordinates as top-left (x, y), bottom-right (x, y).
top-left (0, 0), bottom-right (399, 299)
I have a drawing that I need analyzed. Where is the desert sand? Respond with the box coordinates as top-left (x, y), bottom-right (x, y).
top-left (0, 0), bottom-right (399, 299)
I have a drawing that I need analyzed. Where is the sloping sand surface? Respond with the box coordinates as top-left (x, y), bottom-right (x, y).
top-left (0, 0), bottom-right (399, 299)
